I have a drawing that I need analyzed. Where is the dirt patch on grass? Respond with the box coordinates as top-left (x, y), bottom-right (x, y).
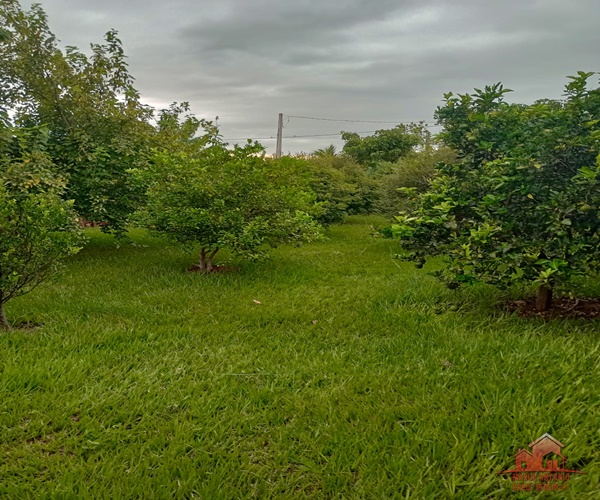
top-left (506, 297), bottom-right (600, 319)
top-left (3, 321), bottom-right (44, 332)
top-left (27, 435), bottom-right (55, 446)
top-left (186, 265), bottom-right (239, 273)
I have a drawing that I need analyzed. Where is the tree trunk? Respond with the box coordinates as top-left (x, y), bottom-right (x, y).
top-left (199, 248), bottom-right (219, 272)
top-left (0, 301), bottom-right (9, 331)
top-left (536, 285), bottom-right (553, 312)
top-left (199, 248), bottom-right (207, 271)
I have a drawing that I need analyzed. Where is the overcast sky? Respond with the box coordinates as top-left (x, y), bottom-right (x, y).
top-left (24, 0), bottom-right (600, 154)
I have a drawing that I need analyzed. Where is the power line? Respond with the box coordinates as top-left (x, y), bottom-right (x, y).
top-left (287, 115), bottom-right (398, 123)
top-left (221, 135), bottom-right (276, 141)
top-left (286, 114), bottom-right (439, 126)
top-left (223, 130), bottom-right (380, 141)
top-left (286, 131), bottom-right (377, 138)
top-left (222, 114), bottom-right (443, 141)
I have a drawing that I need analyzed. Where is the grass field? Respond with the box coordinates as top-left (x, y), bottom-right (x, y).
top-left (1, 216), bottom-right (599, 498)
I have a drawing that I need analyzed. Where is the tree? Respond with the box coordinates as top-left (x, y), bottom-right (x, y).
top-left (0, 0), bottom-right (155, 233)
top-left (289, 153), bottom-right (380, 223)
top-left (312, 144), bottom-right (337, 157)
top-left (133, 132), bottom-right (323, 272)
top-left (341, 124), bottom-right (424, 169)
top-left (0, 124), bottom-right (84, 329)
top-left (376, 144), bottom-right (456, 214)
top-left (275, 155), bottom-right (356, 224)
top-left (392, 73), bottom-right (600, 310)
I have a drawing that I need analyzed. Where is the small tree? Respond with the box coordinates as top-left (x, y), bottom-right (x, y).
top-left (341, 123), bottom-right (424, 169)
top-left (133, 136), bottom-right (322, 271)
top-left (376, 145), bottom-right (456, 214)
top-left (0, 125), bottom-right (84, 329)
top-left (285, 153), bottom-right (379, 224)
top-left (393, 73), bottom-right (600, 310)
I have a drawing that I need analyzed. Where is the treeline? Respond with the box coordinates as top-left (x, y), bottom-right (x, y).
top-left (297, 125), bottom-right (456, 223)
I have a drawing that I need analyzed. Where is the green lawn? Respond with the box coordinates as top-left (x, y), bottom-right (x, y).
top-left (1, 216), bottom-right (598, 498)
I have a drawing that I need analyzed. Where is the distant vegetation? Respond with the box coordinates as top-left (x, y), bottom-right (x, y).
top-left (301, 123), bottom-right (457, 223)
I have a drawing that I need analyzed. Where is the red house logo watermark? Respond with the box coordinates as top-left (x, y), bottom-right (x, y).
top-left (499, 433), bottom-right (583, 492)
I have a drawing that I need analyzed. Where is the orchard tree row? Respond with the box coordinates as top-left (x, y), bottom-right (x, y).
top-left (0, 0), bottom-right (435, 329)
top-left (2, 0), bottom-right (600, 328)
top-left (0, 0), bottom-right (432, 329)
top-left (0, 1), bottom-right (320, 328)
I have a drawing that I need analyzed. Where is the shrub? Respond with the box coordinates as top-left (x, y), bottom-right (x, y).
top-left (376, 145), bottom-right (456, 214)
top-left (0, 126), bottom-right (84, 329)
top-left (133, 136), bottom-right (322, 271)
top-left (392, 73), bottom-right (600, 310)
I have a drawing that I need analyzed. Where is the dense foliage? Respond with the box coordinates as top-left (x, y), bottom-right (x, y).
top-left (0, 0), bottom-right (161, 233)
top-left (302, 125), bottom-right (448, 222)
top-left (0, 123), bottom-right (84, 329)
top-left (341, 124), bottom-right (423, 169)
top-left (133, 134), bottom-right (322, 271)
top-left (288, 153), bottom-right (378, 224)
top-left (393, 72), bottom-right (600, 309)
top-left (376, 143), bottom-right (456, 214)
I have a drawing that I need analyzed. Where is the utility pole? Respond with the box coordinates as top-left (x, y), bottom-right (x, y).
top-left (275, 113), bottom-right (283, 159)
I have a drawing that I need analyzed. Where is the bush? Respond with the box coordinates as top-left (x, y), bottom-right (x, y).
top-left (133, 135), bottom-right (322, 271)
top-left (307, 154), bottom-right (379, 220)
top-left (376, 146), bottom-right (456, 214)
top-left (273, 155), bottom-right (352, 225)
top-left (392, 72), bottom-right (600, 310)
top-left (0, 126), bottom-right (84, 329)
top-left (276, 153), bottom-right (379, 225)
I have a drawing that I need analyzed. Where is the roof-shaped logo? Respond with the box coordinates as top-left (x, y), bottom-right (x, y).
top-left (499, 433), bottom-right (582, 474)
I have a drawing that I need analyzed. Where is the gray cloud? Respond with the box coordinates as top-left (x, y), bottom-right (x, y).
top-left (24, 0), bottom-right (600, 153)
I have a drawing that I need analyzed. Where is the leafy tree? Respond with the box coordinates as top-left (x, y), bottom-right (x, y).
top-left (303, 153), bottom-right (379, 222)
top-left (376, 145), bottom-right (456, 214)
top-left (392, 73), bottom-right (600, 310)
top-left (153, 102), bottom-right (213, 154)
top-left (0, 124), bottom-right (84, 329)
top-left (341, 124), bottom-right (424, 169)
top-left (312, 144), bottom-right (337, 157)
top-left (133, 133), bottom-right (322, 271)
top-left (275, 155), bottom-right (355, 224)
top-left (0, 0), bottom-right (155, 233)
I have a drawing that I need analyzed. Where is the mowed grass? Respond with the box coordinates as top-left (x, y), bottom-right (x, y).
top-left (0, 216), bottom-right (599, 499)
